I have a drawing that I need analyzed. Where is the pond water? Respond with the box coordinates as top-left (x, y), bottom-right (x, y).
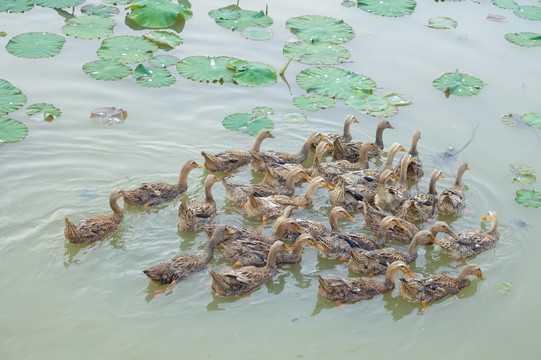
top-left (1, 0), bottom-right (540, 359)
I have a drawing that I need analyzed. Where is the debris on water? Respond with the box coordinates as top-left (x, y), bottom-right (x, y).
top-left (90, 107), bottom-right (127, 125)
top-left (510, 218), bottom-right (530, 231)
top-left (77, 189), bottom-right (98, 202)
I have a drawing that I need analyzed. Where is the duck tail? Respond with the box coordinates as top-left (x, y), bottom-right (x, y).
top-left (143, 266), bottom-right (172, 286)
top-left (201, 151), bottom-right (219, 170)
top-left (64, 217), bottom-right (77, 242)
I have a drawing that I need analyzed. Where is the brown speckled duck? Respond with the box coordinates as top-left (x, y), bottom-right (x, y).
top-left (177, 174), bottom-right (221, 231)
top-left (437, 161), bottom-right (470, 215)
top-left (332, 119), bottom-right (394, 162)
top-left (361, 199), bottom-right (419, 243)
top-left (399, 168), bottom-right (445, 223)
top-left (280, 206), bottom-right (356, 241)
top-left (375, 154), bottom-right (414, 213)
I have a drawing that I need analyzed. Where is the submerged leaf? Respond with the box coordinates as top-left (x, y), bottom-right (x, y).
top-left (90, 107), bottom-right (127, 125)
top-left (33, 0), bottom-right (84, 9)
top-left (177, 56), bottom-right (238, 83)
top-left (0, 117), bottom-right (28, 144)
top-left (521, 113), bottom-right (541, 129)
top-left (83, 59), bottom-right (132, 81)
top-left (283, 41), bottom-right (350, 65)
top-left (241, 26), bottom-right (273, 41)
top-left (514, 6), bottom-right (541, 21)
top-left (222, 112), bottom-right (274, 135)
top-left (427, 17), bottom-right (457, 29)
top-left (432, 69), bottom-right (484, 97)
top-left (62, 15), bottom-right (116, 39)
top-left (486, 14), bottom-right (507, 23)
top-left (252, 106), bottom-right (274, 116)
top-left (133, 64), bottom-right (176, 88)
top-left (0, 79), bottom-right (27, 115)
top-left (293, 93), bottom-right (335, 111)
top-left (296, 67), bottom-right (376, 99)
top-left (26, 103), bottom-right (61, 122)
top-left (6, 32), bottom-right (66, 58)
top-left (383, 93), bottom-right (412, 106)
top-left (286, 15), bottom-right (355, 44)
top-left (149, 55), bottom-right (179, 68)
top-left (357, 0), bottom-right (417, 17)
top-left (496, 282), bottom-right (512, 295)
top-left (282, 112), bottom-right (307, 124)
top-left (515, 189), bottom-right (541, 208)
top-left (126, 0), bottom-right (192, 28)
top-left (97, 36), bottom-right (158, 64)
top-left (214, 9), bottom-right (272, 31)
top-left (493, 0), bottom-right (519, 10)
top-left (504, 32), bottom-right (541, 47)
top-left (0, 0), bottom-right (34, 13)
top-left (510, 164), bottom-right (536, 184)
top-left (501, 113), bottom-right (524, 127)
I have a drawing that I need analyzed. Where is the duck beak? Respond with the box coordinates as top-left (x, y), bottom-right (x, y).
top-left (477, 271), bottom-right (485, 281)
top-left (481, 214), bottom-right (488, 220)
top-left (405, 268), bottom-right (416, 278)
top-left (440, 173), bottom-right (445, 179)
top-left (327, 145), bottom-right (334, 151)
top-left (269, 133), bottom-right (275, 139)
top-left (345, 213), bottom-right (356, 223)
top-left (226, 228), bottom-right (236, 235)
top-left (324, 182), bottom-right (334, 190)
top-left (376, 147), bottom-right (383, 153)
top-left (466, 166), bottom-right (471, 170)
top-left (312, 240), bottom-right (326, 252)
top-left (320, 135), bottom-right (328, 141)
top-left (194, 163), bottom-right (202, 168)
top-left (215, 177), bottom-right (221, 182)
top-left (302, 173), bottom-right (313, 181)
top-left (448, 231), bottom-right (459, 240)
top-left (399, 146), bottom-right (407, 152)
top-left (284, 245), bottom-right (293, 252)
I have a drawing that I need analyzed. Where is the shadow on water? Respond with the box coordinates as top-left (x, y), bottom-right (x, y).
top-left (63, 229), bottom-right (126, 267)
top-left (206, 292), bottom-right (242, 311)
top-left (310, 293), bottom-right (343, 316)
top-left (382, 291), bottom-right (418, 320)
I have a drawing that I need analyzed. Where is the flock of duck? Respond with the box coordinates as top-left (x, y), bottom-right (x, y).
top-left (64, 115), bottom-right (499, 309)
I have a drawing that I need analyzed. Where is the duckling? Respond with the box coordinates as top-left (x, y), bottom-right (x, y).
top-left (394, 130), bottom-right (423, 181)
top-left (177, 174), bottom-right (221, 231)
top-left (122, 160), bottom-right (201, 207)
top-left (375, 154), bottom-right (414, 212)
top-left (361, 200), bottom-right (418, 243)
top-left (143, 225), bottom-right (235, 285)
top-left (437, 161), bottom-right (470, 215)
top-left (64, 188), bottom-right (124, 244)
top-left (317, 261), bottom-right (415, 303)
top-left (201, 129), bottom-right (274, 173)
top-left (435, 211), bottom-right (499, 259)
top-left (332, 119), bottom-right (394, 162)
top-left (399, 168), bottom-right (445, 223)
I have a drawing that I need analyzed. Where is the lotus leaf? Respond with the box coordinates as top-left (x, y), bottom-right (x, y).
top-left (33, 0), bottom-right (84, 8)
top-left (286, 15), bottom-right (354, 44)
top-left (346, 94), bottom-right (389, 113)
top-left (126, 0), bottom-right (193, 28)
top-left (496, 282), bottom-right (512, 295)
top-left (486, 14), bottom-right (507, 23)
top-left (90, 107), bottom-right (127, 125)
top-left (293, 93), bottom-right (335, 111)
top-left (283, 41), bottom-right (350, 65)
top-left (0, 117), bottom-right (28, 144)
top-left (515, 189), bottom-right (541, 208)
top-left (208, 6), bottom-right (241, 21)
top-left (228, 60), bottom-right (277, 87)
top-left (296, 67), bottom-right (376, 99)
top-left (242, 26), bottom-right (273, 41)
top-left (252, 106), bottom-right (274, 116)
top-left (222, 112), bottom-right (274, 135)
top-left (282, 112), bottom-right (307, 124)
top-left (0, 0), bottom-right (34, 13)
top-left (341, 0), bottom-right (357, 7)
top-left (427, 17), bottom-right (457, 29)
top-left (133, 64), bottom-right (176, 88)
top-left (143, 31), bottom-right (183, 48)
top-left (26, 103), bottom-right (61, 122)
top-left (97, 36), bottom-right (158, 64)
top-left (357, 0), bottom-right (417, 17)
top-left (6, 32), bottom-right (65, 58)
top-left (83, 59), bottom-right (132, 81)
top-left (214, 9), bottom-right (272, 31)
top-left (62, 16), bottom-right (116, 39)
top-left (367, 104), bottom-right (398, 118)
top-left (521, 113), bottom-right (541, 129)
top-left (432, 69), bottom-right (484, 97)
top-left (493, 0), bottom-right (519, 10)
top-left (149, 55), bottom-right (179, 68)
top-left (514, 6), bottom-right (541, 21)
top-left (177, 56), bottom-right (239, 83)
top-left (0, 79), bottom-right (27, 115)
top-left (81, 4), bottom-right (119, 17)
top-left (383, 93), bottom-right (412, 106)
top-left (504, 32), bottom-right (541, 47)
top-left (510, 163), bottom-right (536, 184)
top-left (103, 0), bottom-right (130, 4)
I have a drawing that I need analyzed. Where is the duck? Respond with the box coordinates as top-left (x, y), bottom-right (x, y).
top-left (361, 199), bottom-right (418, 243)
top-left (122, 160), bottom-right (201, 207)
top-left (143, 225), bottom-right (235, 285)
top-left (375, 154), bottom-right (415, 212)
top-left (277, 234), bottom-right (325, 265)
top-left (399, 168), bottom-right (445, 223)
top-left (349, 230), bottom-right (435, 275)
top-left (209, 240), bottom-right (288, 297)
top-left (398, 264), bottom-right (484, 309)
top-left (435, 211), bottom-right (499, 259)
top-left (279, 206), bottom-right (356, 241)
top-left (177, 174), bottom-right (221, 231)
top-left (329, 177), bottom-right (372, 213)
top-left (326, 114), bottom-right (359, 144)
top-left (437, 161), bottom-right (470, 215)
top-left (394, 130), bottom-right (423, 181)
top-left (201, 129), bottom-right (274, 173)
top-left (64, 188), bottom-right (124, 244)
top-left (428, 220), bottom-right (459, 241)
top-left (317, 261), bottom-right (415, 303)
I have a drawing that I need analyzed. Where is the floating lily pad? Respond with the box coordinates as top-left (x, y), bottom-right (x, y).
top-left (252, 106), bottom-right (274, 116)
top-left (357, 0), bottom-right (417, 17)
top-left (228, 60), bottom-right (277, 87)
top-left (505, 32), bottom-right (541, 47)
top-left (143, 30), bottom-right (183, 48)
top-left (33, 0), bottom-right (85, 8)
top-left (296, 67), bottom-right (376, 99)
top-left (241, 26), bottom-right (273, 41)
top-left (103, 0), bottom-right (130, 4)
top-left (0, 79), bottom-right (27, 115)
top-left (90, 107), bottom-right (127, 125)
top-left (282, 112), bottom-right (307, 124)
top-left (510, 163), bottom-right (536, 184)
top-left (222, 112), bottom-right (274, 135)
top-left (383, 93), bottom-right (412, 106)
top-left (521, 113), bottom-right (541, 129)
top-left (213, 9), bottom-right (272, 31)
top-left (493, 0), bottom-right (519, 10)
top-left (177, 56), bottom-right (238, 83)
top-left (81, 4), bottom-right (119, 17)
top-left (149, 55), bottom-right (179, 68)
top-left (283, 41), bottom-right (350, 65)
top-left (486, 14), bottom-right (507, 23)
top-left (208, 6), bottom-right (241, 21)
top-left (427, 17), bottom-right (457, 29)
top-left (496, 282), bottom-right (512, 295)
top-left (432, 69), bottom-right (484, 97)
top-left (26, 103), bottom-right (61, 122)
top-left (0, 0), bottom-right (34, 13)
top-left (83, 59), bottom-right (132, 81)
top-left (286, 15), bottom-right (354, 44)
top-left (6, 32), bottom-right (66, 58)
top-left (367, 104), bottom-right (398, 118)
top-left (97, 36), bottom-right (158, 64)
top-left (0, 117), bottom-right (28, 145)
top-left (515, 189), bottom-right (541, 208)
top-left (514, 6), bottom-right (541, 21)
top-left (133, 64), bottom-right (176, 88)
top-left (293, 93), bottom-right (335, 111)
top-left (62, 15), bottom-right (116, 39)
top-left (126, 0), bottom-right (192, 28)
top-left (345, 94), bottom-right (389, 113)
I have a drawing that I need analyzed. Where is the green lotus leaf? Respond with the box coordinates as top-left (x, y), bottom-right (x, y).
top-left (496, 282), bottom-right (512, 295)
top-left (383, 93), bottom-right (412, 106)
top-left (208, 6), bottom-right (241, 20)
top-left (143, 30), bottom-right (183, 48)
top-left (215, 9), bottom-right (272, 31)
top-left (510, 163), bottom-right (536, 184)
top-left (6, 32), bottom-right (66, 58)
top-left (341, 0), bottom-right (357, 8)
top-left (367, 104), bottom-right (398, 118)
top-left (296, 67), bottom-right (376, 99)
top-left (242, 26), bottom-right (273, 41)
top-left (26, 103), bottom-right (61, 122)
top-left (133, 64), bottom-right (176, 88)
top-left (81, 4), bottom-right (119, 17)
top-left (486, 14), bottom-right (507, 23)
top-left (514, 6), bottom-right (541, 21)
top-left (0, 117), bottom-right (28, 144)
top-left (0, 0), bottom-right (34, 13)
top-left (62, 15), bottom-right (116, 39)
top-left (432, 69), bottom-right (484, 97)
top-left (97, 35), bottom-right (158, 64)
top-left (493, 0), bottom-right (519, 10)
top-left (33, 0), bottom-right (85, 9)
top-left (283, 41), bottom-right (350, 65)
top-left (149, 54), bottom-right (179, 68)
top-left (126, 0), bottom-right (192, 28)
top-left (286, 15), bottom-right (354, 44)
top-left (345, 94), bottom-right (389, 113)
top-left (83, 59), bottom-right (132, 81)
top-left (504, 32), bottom-right (541, 47)
top-left (228, 60), bottom-right (277, 87)
top-left (357, 0), bottom-right (417, 17)
top-left (0, 79), bottom-right (27, 115)
top-left (427, 17), bottom-right (457, 29)
top-left (252, 106), bottom-right (274, 116)
top-left (515, 189), bottom-right (541, 208)
top-left (222, 112), bottom-right (274, 135)
top-left (521, 113), bottom-right (541, 129)
top-left (282, 112), bottom-right (307, 124)
top-left (103, 0), bottom-right (130, 4)
top-left (177, 56), bottom-right (239, 83)
top-left (293, 93), bottom-right (335, 111)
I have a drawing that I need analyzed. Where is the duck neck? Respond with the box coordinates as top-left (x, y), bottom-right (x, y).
top-left (454, 166), bottom-right (467, 187)
top-left (110, 195), bottom-right (123, 216)
top-left (251, 132), bottom-right (269, 152)
top-left (374, 221), bottom-right (393, 247)
top-left (291, 241), bottom-right (306, 258)
top-left (342, 119), bottom-right (353, 142)
top-left (356, 144), bottom-right (371, 167)
top-left (265, 247), bottom-right (280, 272)
top-left (202, 237), bottom-right (219, 262)
top-left (457, 268), bottom-right (474, 283)
top-left (407, 239), bottom-right (422, 259)
top-left (383, 146), bottom-right (399, 171)
top-left (273, 222), bottom-right (291, 239)
top-left (428, 171), bottom-right (440, 195)
top-left (328, 209), bottom-right (343, 234)
top-left (204, 180), bottom-right (215, 202)
top-left (398, 157), bottom-right (410, 188)
top-left (178, 164), bottom-right (193, 186)
top-left (302, 181), bottom-right (320, 203)
top-left (409, 133), bottom-right (419, 157)
top-left (374, 123), bottom-right (386, 149)
top-left (487, 216), bottom-right (499, 236)
top-left (383, 267), bottom-right (400, 288)
top-left (296, 136), bottom-right (314, 162)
